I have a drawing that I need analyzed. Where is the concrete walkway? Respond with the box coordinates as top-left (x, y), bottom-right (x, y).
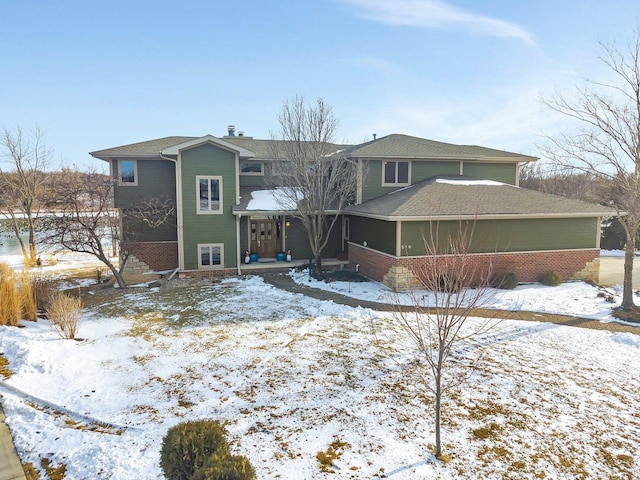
top-left (599, 256), bottom-right (640, 289)
top-left (261, 272), bottom-right (640, 334)
top-left (0, 402), bottom-right (25, 480)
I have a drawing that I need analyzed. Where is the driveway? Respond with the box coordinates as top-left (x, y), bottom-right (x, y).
top-left (599, 255), bottom-right (640, 288)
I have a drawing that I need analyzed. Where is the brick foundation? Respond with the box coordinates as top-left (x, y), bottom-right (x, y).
top-left (120, 241), bottom-right (178, 283)
top-left (348, 242), bottom-right (601, 291)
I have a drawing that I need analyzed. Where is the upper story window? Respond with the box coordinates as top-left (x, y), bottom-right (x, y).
top-left (240, 161), bottom-right (264, 175)
top-left (118, 160), bottom-right (137, 186)
top-left (197, 176), bottom-right (223, 214)
top-left (383, 161), bottom-right (410, 186)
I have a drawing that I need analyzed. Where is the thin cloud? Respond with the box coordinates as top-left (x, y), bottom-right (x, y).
top-left (340, 0), bottom-right (535, 45)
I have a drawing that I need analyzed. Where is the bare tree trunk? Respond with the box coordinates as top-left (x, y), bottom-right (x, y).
top-left (623, 233), bottom-right (636, 308)
top-left (434, 370), bottom-right (443, 459)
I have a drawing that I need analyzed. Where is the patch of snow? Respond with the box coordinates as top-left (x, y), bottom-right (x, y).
top-left (0, 275), bottom-right (639, 479)
top-left (246, 188), bottom-right (302, 210)
top-left (435, 178), bottom-right (506, 186)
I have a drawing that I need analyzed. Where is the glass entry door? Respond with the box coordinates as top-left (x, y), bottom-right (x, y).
top-left (250, 220), bottom-right (280, 259)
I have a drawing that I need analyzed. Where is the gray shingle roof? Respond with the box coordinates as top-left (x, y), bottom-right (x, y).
top-left (344, 176), bottom-right (615, 219)
top-left (337, 134), bottom-right (537, 161)
top-left (90, 135), bottom-right (349, 160)
top-left (90, 136), bottom-right (196, 158)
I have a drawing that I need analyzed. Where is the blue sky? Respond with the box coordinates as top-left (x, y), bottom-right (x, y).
top-left (1, 0), bottom-right (639, 170)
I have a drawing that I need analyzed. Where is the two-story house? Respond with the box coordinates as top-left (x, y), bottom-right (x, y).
top-left (90, 130), bottom-right (614, 289)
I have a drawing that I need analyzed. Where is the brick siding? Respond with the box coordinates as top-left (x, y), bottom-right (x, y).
top-left (348, 242), bottom-right (600, 290)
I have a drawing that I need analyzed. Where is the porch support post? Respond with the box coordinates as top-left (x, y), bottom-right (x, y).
top-left (396, 220), bottom-right (402, 256)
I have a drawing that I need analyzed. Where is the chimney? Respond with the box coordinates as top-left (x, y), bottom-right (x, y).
top-left (227, 125), bottom-right (236, 136)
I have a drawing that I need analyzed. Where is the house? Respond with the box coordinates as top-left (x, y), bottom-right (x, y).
top-left (90, 130), bottom-right (614, 289)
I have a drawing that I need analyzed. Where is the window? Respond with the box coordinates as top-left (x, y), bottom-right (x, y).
top-left (240, 161), bottom-right (264, 175)
top-left (197, 176), bottom-right (223, 213)
top-left (118, 160), bottom-right (137, 185)
top-left (383, 161), bottom-right (409, 185)
top-left (198, 244), bottom-right (223, 269)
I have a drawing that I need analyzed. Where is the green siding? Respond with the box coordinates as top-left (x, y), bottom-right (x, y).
top-left (411, 161), bottom-right (460, 183)
top-left (283, 216), bottom-right (343, 260)
top-left (462, 162), bottom-right (517, 185)
top-left (112, 159), bottom-right (178, 242)
top-left (361, 159), bottom-right (519, 201)
top-left (361, 159), bottom-right (409, 202)
top-left (180, 144), bottom-right (238, 270)
top-left (401, 217), bottom-right (599, 255)
top-left (113, 159), bottom-right (176, 208)
top-left (348, 216), bottom-right (396, 255)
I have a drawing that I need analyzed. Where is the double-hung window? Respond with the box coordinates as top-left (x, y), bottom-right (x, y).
top-left (383, 161), bottom-right (410, 186)
top-left (118, 160), bottom-right (137, 186)
top-left (198, 243), bottom-right (223, 269)
top-left (197, 176), bottom-right (223, 213)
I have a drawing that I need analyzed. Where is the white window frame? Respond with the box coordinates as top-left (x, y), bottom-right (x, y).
top-left (198, 243), bottom-right (224, 269)
top-left (239, 161), bottom-right (264, 176)
top-left (196, 176), bottom-right (223, 214)
top-left (382, 160), bottom-right (410, 186)
top-left (118, 159), bottom-right (138, 186)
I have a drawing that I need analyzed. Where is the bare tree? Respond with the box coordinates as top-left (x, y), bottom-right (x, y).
top-left (542, 35), bottom-right (640, 309)
top-left (390, 220), bottom-right (498, 460)
top-left (269, 96), bottom-right (358, 275)
top-left (0, 126), bottom-right (52, 265)
top-left (519, 162), bottom-right (599, 201)
top-left (41, 170), bottom-right (127, 287)
top-left (42, 169), bottom-right (176, 289)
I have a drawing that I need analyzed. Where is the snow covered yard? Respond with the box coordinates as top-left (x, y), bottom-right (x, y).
top-left (0, 276), bottom-right (639, 479)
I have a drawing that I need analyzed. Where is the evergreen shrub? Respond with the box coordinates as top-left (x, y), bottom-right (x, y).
top-left (539, 271), bottom-right (563, 286)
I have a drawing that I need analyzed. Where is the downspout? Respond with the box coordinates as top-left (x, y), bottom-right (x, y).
top-left (160, 153), bottom-right (182, 271)
top-left (237, 213), bottom-right (242, 275)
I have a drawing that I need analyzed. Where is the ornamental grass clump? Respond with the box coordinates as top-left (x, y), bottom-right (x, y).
top-left (18, 268), bottom-right (37, 321)
top-left (0, 263), bottom-right (20, 326)
top-left (46, 292), bottom-right (83, 340)
top-left (160, 420), bottom-right (255, 480)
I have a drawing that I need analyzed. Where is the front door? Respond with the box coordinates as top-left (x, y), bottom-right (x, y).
top-left (250, 220), bottom-right (279, 259)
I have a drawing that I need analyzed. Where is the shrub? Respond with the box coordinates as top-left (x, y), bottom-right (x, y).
top-left (160, 420), bottom-right (230, 480)
top-left (437, 273), bottom-right (462, 293)
top-left (0, 263), bottom-right (20, 326)
top-left (192, 455), bottom-right (256, 480)
top-left (34, 277), bottom-right (56, 313)
top-left (491, 272), bottom-right (518, 290)
top-left (539, 271), bottom-right (563, 287)
top-left (46, 292), bottom-right (83, 339)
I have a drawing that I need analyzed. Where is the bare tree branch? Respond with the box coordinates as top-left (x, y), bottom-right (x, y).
top-left (0, 126), bottom-right (52, 264)
top-left (268, 96), bottom-right (358, 275)
top-left (541, 34), bottom-right (640, 309)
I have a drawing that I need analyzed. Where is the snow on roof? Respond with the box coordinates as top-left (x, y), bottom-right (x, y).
top-left (246, 188), bottom-right (302, 211)
top-left (435, 178), bottom-right (507, 186)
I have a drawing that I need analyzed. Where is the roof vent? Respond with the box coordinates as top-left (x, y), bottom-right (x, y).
top-left (227, 125), bottom-right (236, 136)
top-left (373, 133), bottom-right (377, 140)
top-left (238, 131), bottom-right (245, 137)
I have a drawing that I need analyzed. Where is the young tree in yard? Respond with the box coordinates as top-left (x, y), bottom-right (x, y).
top-left (542, 35), bottom-right (640, 310)
top-left (42, 169), bottom-right (175, 289)
top-left (0, 126), bottom-right (52, 265)
top-left (269, 96), bottom-right (358, 276)
top-left (390, 220), bottom-right (498, 460)
top-left (41, 170), bottom-right (127, 287)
